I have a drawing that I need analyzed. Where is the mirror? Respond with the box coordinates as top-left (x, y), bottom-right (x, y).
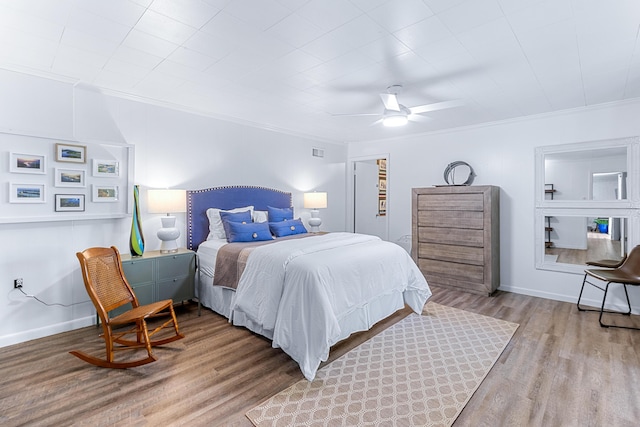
top-left (544, 215), bottom-right (627, 266)
top-left (535, 137), bottom-right (639, 272)
top-left (543, 147), bottom-right (627, 201)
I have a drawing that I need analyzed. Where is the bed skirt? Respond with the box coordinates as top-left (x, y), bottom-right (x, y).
top-left (196, 269), bottom-right (407, 344)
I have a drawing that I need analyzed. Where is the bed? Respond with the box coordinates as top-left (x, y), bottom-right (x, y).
top-left (187, 186), bottom-right (431, 380)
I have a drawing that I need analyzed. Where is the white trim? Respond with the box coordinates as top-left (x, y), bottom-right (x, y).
top-left (499, 284), bottom-right (639, 315)
top-left (0, 315), bottom-right (95, 348)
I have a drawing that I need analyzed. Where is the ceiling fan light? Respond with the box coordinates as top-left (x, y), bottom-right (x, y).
top-left (383, 114), bottom-right (408, 127)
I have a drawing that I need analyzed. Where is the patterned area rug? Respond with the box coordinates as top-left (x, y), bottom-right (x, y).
top-left (246, 302), bottom-right (518, 426)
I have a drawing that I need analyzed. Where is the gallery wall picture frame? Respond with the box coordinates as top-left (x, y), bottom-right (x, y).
top-left (55, 194), bottom-right (85, 212)
top-left (379, 198), bottom-right (387, 214)
top-left (92, 184), bottom-right (118, 202)
top-left (92, 159), bottom-right (119, 177)
top-left (9, 183), bottom-right (46, 203)
top-left (55, 168), bottom-right (86, 187)
top-left (9, 152), bottom-right (46, 174)
top-left (55, 143), bottom-right (86, 163)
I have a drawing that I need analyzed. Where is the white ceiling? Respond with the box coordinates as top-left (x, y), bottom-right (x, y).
top-left (1, 0), bottom-right (639, 143)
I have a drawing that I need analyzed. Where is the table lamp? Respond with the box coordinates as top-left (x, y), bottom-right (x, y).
top-left (148, 189), bottom-right (186, 253)
top-left (303, 192), bottom-right (327, 232)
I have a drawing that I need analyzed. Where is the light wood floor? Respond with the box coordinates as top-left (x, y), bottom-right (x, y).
top-left (547, 232), bottom-right (623, 265)
top-left (1, 287), bottom-right (639, 427)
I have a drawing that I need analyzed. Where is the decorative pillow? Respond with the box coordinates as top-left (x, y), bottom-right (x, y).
top-left (252, 210), bottom-right (268, 223)
top-left (269, 219), bottom-right (308, 237)
top-left (220, 210), bottom-right (253, 238)
top-left (206, 206), bottom-right (254, 240)
top-left (267, 206), bottom-right (294, 222)
top-left (226, 221), bottom-right (273, 243)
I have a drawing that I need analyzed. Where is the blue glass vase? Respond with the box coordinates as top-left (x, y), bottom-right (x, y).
top-left (129, 185), bottom-right (145, 256)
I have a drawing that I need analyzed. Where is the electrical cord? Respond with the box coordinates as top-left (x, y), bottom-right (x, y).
top-left (16, 287), bottom-right (90, 307)
top-left (443, 161), bottom-right (475, 185)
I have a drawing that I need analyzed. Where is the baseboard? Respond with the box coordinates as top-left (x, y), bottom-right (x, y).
top-left (498, 284), bottom-right (638, 314)
top-left (0, 315), bottom-right (95, 348)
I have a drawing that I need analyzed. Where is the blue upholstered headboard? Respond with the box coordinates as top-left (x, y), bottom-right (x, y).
top-left (186, 186), bottom-right (292, 251)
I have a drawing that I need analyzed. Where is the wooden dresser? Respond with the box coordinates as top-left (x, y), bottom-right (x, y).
top-left (411, 186), bottom-right (500, 295)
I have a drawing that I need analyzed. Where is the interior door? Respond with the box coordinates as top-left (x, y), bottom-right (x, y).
top-left (354, 159), bottom-right (387, 240)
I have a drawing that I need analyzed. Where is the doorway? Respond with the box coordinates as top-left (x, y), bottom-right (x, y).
top-left (350, 155), bottom-right (388, 240)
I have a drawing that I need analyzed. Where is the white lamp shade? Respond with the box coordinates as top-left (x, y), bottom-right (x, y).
top-left (148, 189), bottom-right (186, 214)
top-left (303, 192), bottom-right (327, 209)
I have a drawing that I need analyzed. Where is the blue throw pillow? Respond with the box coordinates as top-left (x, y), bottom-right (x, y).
top-left (267, 206), bottom-right (294, 222)
top-left (269, 219), bottom-right (308, 237)
top-left (219, 210), bottom-right (252, 224)
top-left (220, 210), bottom-right (253, 239)
top-left (225, 221), bottom-right (273, 243)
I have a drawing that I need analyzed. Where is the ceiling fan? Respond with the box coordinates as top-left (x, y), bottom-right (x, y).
top-left (333, 85), bottom-right (462, 127)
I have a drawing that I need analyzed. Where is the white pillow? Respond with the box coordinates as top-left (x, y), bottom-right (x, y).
top-left (252, 210), bottom-right (268, 223)
top-left (206, 206), bottom-right (254, 240)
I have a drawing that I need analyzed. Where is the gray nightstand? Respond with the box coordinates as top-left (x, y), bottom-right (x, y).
top-left (110, 248), bottom-right (196, 318)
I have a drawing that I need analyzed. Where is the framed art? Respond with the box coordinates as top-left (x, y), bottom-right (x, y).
top-left (10, 183), bottom-right (46, 203)
top-left (55, 194), bottom-right (85, 212)
top-left (92, 159), bottom-right (119, 177)
top-left (378, 198), bottom-right (387, 214)
top-left (379, 178), bottom-right (387, 192)
top-left (9, 153), bottom-right (46, 174)
top-left (55, 143), bottom-right (86, 163)
top-left (92, 185), bottom-right (118, 202)
top-left (55, 168), bottom-right (86, 187)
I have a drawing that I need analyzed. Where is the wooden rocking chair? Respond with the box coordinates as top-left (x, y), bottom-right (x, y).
top-left (71, 246), bottom-right (184, 368)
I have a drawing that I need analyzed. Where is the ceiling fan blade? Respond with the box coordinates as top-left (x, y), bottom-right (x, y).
top-left (409, 100), bottom-right (463, 115)
top-left (380, 93), bottom-right (400, 111)
top-left (332, 112), bottom-right (381, 117)
top-left (408, 114), bottom-right (431, 123)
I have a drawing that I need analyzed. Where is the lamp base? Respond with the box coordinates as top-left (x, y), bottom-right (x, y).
top-left (308, 210), bottom-right (322, 232)
top-left (157, 215), bottom-right (180, 253)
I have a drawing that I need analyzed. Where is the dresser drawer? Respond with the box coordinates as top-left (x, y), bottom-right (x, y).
top-left (417, 193), bottom-right (484, 211)
top-left (418, 243), bottom-right (484, 266)
top-left (424, 273), bottom-right (490, 294)
top-left (417, 210), bottom-right (484, 229)
top-left (417, 258), bottom-right (484, 283)
top-left (122, 259), bottom-right (154, 284)
top-left (418, 227), bottom-right (484, 247)
top-left (158, 276), bottom-right (193, 302)
top-left (157, 253), bottom-right (195, 279)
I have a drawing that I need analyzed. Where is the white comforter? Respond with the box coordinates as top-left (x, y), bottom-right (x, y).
top-left (231, 232), bottom-right (431, 380)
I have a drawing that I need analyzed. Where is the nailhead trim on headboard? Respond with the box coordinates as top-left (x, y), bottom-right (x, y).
top-left (186, 186), bottom-right (292, 251)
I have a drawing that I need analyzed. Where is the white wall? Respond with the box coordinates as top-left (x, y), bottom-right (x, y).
top-left (348, 99), bottom-right (640, 312)
top-left (3, 66), bottom-right (640, 347)
top-left (0, 70), bottom-right (347, 347)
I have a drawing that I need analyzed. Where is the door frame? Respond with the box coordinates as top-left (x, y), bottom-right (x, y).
top-left (347, 153), bottom-right (390, 240)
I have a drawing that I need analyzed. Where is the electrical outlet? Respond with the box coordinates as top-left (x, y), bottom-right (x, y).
top-left (14, 278), bottom-right (23, 288)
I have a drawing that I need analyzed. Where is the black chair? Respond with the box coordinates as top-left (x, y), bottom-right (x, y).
top-left (577, 247), bottom-right (638, 329)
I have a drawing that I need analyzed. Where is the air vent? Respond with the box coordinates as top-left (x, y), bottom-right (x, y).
top-left (312, 148), bottom-right (324, 158)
